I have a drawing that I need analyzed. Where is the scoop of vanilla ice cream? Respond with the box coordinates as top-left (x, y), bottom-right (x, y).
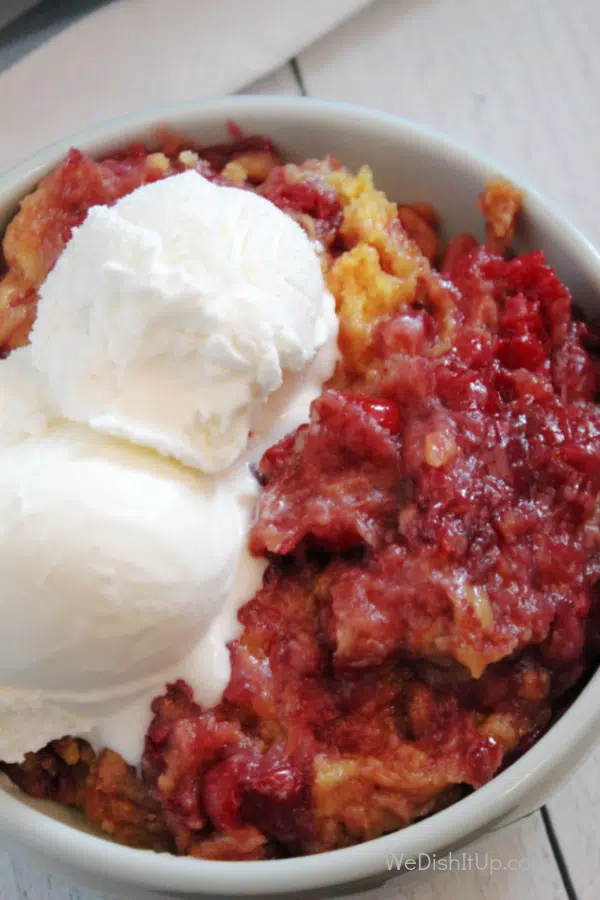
top-left (0, 370), bottom-right (264, 763)
top-left (30, 170), bottom-right (329, 473)
top-left (0, 425), bottom-right (237, 692)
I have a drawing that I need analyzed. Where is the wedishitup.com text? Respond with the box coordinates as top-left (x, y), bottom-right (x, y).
top-left (386, 851), bottom-right (530, 874)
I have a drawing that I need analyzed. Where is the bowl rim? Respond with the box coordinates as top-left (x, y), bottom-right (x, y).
top-left (1, 94), bottom-right (600, 896)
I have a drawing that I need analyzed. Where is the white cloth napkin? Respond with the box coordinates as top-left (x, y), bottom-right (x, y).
top-left (0, 0), bottom-right (371, 175)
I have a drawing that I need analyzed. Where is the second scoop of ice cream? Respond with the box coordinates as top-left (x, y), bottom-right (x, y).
top-left (0, 409), bottom-right (257, 762)
top-left (30, 170), bottom-right (330, 473)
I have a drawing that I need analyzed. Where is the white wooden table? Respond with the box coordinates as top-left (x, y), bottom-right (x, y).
top-left (1, 1), bottom-right (599, 898)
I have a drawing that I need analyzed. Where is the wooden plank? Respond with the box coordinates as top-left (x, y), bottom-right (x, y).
top-left (546, 746), bottom-right (600, 900)
top-left (0, 850), bottom-right (20, 900)
top-left (0, 849), bottom-right (119, 900)
top-left (297, 0), bottom-right (600, 247)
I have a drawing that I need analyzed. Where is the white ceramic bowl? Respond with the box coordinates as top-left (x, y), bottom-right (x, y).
top-left (1, 96), bottom-right (600, 900)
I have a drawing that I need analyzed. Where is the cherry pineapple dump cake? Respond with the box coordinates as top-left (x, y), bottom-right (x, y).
top-left (1, 130), bottom-right (600, 860)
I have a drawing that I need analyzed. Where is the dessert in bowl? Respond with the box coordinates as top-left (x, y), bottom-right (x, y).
top-left (0, 97), bottom-right (599, 898)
